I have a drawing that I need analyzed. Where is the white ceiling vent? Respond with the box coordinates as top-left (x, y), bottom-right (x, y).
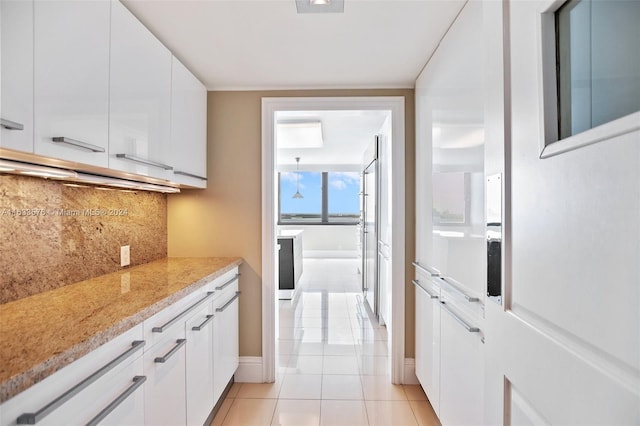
top-left (296, 0), bottom-right (344, 14)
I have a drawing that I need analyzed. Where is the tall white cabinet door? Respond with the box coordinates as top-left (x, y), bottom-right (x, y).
top-left (170, 57), bottom-right (207, 188)
top-left (33, 0), bottom-right (110, 166)
top-left (185, 303), bottom-right (215, 426)
top-left (213, 288), bottom-right (240, 402)
top-left (143, 337), bottom-right (187, 426)
top-left (1, 0), bottom-right (33, 153)
top-left (413, 277), bottom-right (441, 416)
top-left (439, 301), bottom-right (484, 426)
top-left (109, 0), bottom-right (172, 180)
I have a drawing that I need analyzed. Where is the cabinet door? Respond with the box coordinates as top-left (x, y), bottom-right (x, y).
top-left (170, 57), bottom-right (207, 188)
top-left (1, 0), bottom-right (33, 153)
top-left (185, 303), bottom-right (215, 426)
top-left (413, 277), bottom-right (441, 416)
top-left (109, 0), bottom-right (172, 180)
top-left (439, 301), bottom-right (484, 426)
top-left (33, 0), bottom-right (110, 167)
top-left (213, 287), bottom-right (240, 402)
top-left (144, 336), bottom-right (187, 426)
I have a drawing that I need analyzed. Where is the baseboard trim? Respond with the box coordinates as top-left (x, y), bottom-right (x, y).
top-left (235, 356), bottom-right (264, 383)
top-left (404, 358), bottom-right (419, 385)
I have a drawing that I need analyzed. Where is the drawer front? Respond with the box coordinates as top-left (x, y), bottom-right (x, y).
top-left (1, 324), bottom-right (144, 426)
top-left (143, 286), bottom-right (213, 347)
top-left (212, 269), bottom-right (240, 305)
top-left (143, 334), bottom-right (187, 426)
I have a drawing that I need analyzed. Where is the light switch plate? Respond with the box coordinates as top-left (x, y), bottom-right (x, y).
top-left (120, 245), bottom-right (130, 267)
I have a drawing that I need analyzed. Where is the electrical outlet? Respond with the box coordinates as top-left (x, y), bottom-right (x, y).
top-left (120, 245), bottom-right (130, 267)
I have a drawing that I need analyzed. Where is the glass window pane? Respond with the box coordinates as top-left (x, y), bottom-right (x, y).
top-left (556, 0), bottom-right (640, 139)
top-left (327, 172), bottom-right (360, 223)
top-left (280, 171), bottom-right (322, 223)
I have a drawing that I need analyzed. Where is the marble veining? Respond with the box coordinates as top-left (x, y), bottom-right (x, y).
top-left (0, 175), bottom-right (167, 303)
top-left (0, 256), bottom-right (243, 403)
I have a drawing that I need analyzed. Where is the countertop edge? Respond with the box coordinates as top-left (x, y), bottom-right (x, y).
top-left (0, 258), bottom-right (243, 403)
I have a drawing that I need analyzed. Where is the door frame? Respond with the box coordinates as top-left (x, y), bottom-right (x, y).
top-left (261, 96), bottom-right (406, 383)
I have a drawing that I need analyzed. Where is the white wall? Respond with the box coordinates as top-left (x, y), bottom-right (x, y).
top-left (278, 224), bottom-right (358, 258)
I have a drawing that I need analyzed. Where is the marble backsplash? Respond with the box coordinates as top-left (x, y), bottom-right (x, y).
top-left (0, 175), bottom-right (167, 304)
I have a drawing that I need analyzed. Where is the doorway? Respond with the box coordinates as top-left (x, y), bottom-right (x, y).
top-left (261, 97), bottom-right (406, 384)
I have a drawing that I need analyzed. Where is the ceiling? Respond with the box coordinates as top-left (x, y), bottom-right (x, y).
top-left (121, 0), bottom-right (466, 90)
top-left (275, 109), bottom-right (390, 168)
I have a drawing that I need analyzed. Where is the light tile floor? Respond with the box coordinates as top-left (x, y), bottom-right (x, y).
top-left (212, 258), bottom-right (440, 426)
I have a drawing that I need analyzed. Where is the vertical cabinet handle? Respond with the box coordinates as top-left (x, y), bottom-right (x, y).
top-left (216, 291), bottom-right (241, 313)
top-left (52, 137), bottom-right (105, 153)
top-left (192, 315), bottom-right (214, 331)
top-left (154, 339), bottom-right (186, 363)
top-left (1, 118), bottom-right (24, 130)
top-left (17, 341), bottom-right (145, 424)
top-left (85, 376), bottom-right (146, 426)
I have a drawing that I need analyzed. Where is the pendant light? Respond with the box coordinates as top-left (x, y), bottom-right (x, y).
top-left (292, 157), bottom-right (304, 199)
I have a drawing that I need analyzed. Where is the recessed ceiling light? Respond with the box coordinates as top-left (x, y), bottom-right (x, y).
top-left (296, 0), bottom-right (343, 14)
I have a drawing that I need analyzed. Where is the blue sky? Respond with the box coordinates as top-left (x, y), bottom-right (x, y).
top-left (281, 172), bottom-right (360, 215)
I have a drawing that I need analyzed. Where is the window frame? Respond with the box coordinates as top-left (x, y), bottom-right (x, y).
top-left (537, 0), bottom-right (640, 159)
top-left (278, 171), bottom-right (360, 226)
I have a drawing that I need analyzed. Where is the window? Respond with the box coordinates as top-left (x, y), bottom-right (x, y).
top-left (327, 172), bottom-right (360, 223)
top-left (279, 171), bottom-right (360, 224)
top-left (555, 0), bottom-right (640, 139)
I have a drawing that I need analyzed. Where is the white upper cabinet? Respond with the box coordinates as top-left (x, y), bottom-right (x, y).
top-left (170, 57), bottom-right (207, 188)
top-left (109, 0), bottom-right (173, 180)
top-left (33, 0), bottom-right (110, 167)
top-left (1, 0), bottom-right (34, 153)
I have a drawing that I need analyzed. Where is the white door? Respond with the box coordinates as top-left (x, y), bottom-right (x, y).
top-left (483, 0), bottom-right (640, 424)
top-left (185, 303), bottom-right (215, 426)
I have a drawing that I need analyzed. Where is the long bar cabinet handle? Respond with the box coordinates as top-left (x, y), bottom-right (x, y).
top-left (85, 376), bottom-right (146, 426)
top-left (440, 301), bottom-right (480, 333)
top-left (439, 277), bottom-right (480, 302)
top-left (215, 274), bottom-right (240, 291)
top-left (152, 291), bottom-right (215, 333)
top-left (52, 137), bottom-right (105, 153)
top-left (1, 118), bottom-right (24, 130)
top-left (216, 291), bottom-right (241, 313)
top-left (17, 340), bottom-right (145, 424)
top-left (115, 153), bottom-right (173, 170)
top-left (412, 261), bottom-right (441, 277)
top-left (192, 315), bottom-right (214, 331)
top-left (412, 279), bottom-right (438, 299)
top-left (174, 170), bottom-right (207, 180)
top-left (154, 339), bottom-right (186, 363)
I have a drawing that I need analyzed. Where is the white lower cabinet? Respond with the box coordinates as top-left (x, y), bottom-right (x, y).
top-left (185, 302), bottom-right (215, 426)
top-left (413, 276), bottom-right (441, 416)
top-left (0, 268), bottom-right (240, 426)
top-left (143, 334), bottom-right (187, 426)
top-left (0, 325), bottom-right (145, 426)
top-left (438, 299), bottom-right (484, 426)
top-left (212, 275), bottom-right (240, 403)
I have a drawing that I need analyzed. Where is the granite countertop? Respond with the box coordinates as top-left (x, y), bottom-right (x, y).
top-left (0, 256), bottom-right (243, 403)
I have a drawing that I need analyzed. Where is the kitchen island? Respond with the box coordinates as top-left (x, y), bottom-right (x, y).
top-left (0, 257), bottom-right (242, 404)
